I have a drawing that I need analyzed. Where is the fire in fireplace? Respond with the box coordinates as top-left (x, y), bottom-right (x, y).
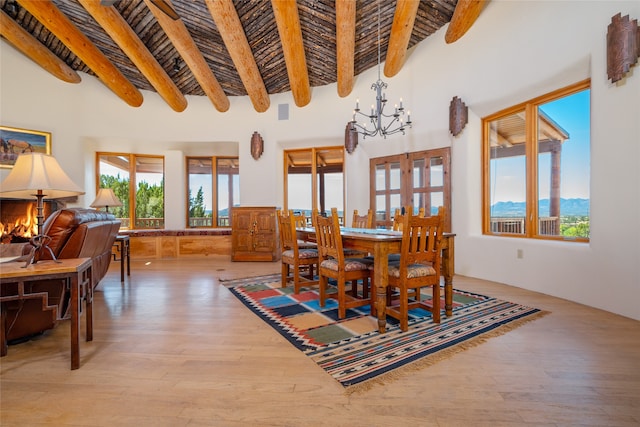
top-left (0, 200), bottom-right (55, 243)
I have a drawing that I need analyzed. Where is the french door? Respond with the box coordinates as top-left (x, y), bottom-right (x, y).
top-left (370, 147), bottom-right (451, 231)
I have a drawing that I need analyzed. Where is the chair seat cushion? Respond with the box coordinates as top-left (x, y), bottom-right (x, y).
top-left (320, 257), bottom-right (372, 272)
top-left (282, 248), bottom-right (318, 260)
top-left (388, 263), bottom-right (436, 278)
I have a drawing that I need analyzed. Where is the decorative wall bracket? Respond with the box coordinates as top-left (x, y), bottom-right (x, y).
top-left (250, 131), bottom-right (264, 160)
top-left (449, 96), bottom-right (468, 137)
top-left (344, 122), bottom-right (358, 154)
top-left (607, 13), bottom-right (639, 83)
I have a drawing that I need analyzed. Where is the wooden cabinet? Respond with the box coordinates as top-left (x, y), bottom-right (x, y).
top-left (231, 206), bottom-right (279, 261)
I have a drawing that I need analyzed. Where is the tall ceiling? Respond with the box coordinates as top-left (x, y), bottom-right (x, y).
top-left (0, 0), bottom-right (486, 113)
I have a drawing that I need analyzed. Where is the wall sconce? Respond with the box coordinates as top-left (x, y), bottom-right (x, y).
top-left (449, 96), bottom-right (468, 137)
top-left (607, 13), bottom-right (639, 83)
top-left (251, 131), bottom-right (263, 160)
top-left (345, 122), bottom-right (358, 154)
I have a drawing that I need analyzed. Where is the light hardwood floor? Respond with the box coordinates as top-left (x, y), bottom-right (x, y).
top-left (1, 256), bottom-right (639, 426)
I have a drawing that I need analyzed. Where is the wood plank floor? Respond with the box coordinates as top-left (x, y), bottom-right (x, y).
top-left (1, 256), bottom-right (639, 426)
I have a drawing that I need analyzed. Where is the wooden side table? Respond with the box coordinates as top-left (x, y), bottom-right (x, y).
top-left (0, 258), bottom-right (93, 370)
top-left (113, 235), bottom-right (130, 282)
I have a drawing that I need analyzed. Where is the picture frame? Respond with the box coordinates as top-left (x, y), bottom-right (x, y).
top-left (0, 125), bottom-right (52, 169)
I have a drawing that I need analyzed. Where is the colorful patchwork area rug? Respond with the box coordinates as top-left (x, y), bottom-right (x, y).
top-left (224, 273), bottom-right (547, 392)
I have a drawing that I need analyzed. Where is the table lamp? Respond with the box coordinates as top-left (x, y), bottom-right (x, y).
top-left (0, 152), bottom-right (85, 266)
top-left (90, 188), bottom-right (123, 213)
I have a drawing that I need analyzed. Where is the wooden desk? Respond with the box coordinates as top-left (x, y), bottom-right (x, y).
top-left (113, 235), bottom-right (131, 282)
top-left (0, 258), bottom-right (93, 369)
top-left (298, 227), bottom-right (455, 333)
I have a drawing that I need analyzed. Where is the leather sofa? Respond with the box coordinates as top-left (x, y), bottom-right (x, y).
top-left (2, 208), bottom-right (120, 342)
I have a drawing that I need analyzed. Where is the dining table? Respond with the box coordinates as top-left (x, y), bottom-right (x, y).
top-left (296, 226), bottom-right (455, 333)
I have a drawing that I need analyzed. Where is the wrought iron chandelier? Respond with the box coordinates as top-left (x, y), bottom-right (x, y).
top-left (350, 1), bottom-right (411, 139)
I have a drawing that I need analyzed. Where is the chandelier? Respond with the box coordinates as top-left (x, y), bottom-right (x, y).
top-left (350, 1), bottom-right (411, 139)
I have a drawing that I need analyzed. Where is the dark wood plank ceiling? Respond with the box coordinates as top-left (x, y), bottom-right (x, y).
top-left (1, 0), bottom-right (476, 112)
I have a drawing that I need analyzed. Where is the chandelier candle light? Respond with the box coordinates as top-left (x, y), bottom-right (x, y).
top-left (350, 1), bottom-right (412, 139)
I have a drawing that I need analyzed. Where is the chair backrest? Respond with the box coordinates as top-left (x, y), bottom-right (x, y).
top-left (292, 211), bottom-right (308, 228)
top-left (352, 209), bottom-right (374, 229)
top-left (314, 207), bottom-right (344, 262)
top-left (398, 210), bottom-right (443, 272)
top-left (393, 206), bottom-right (426, 231)
top-left (276, 209), bottom-right (298, 253)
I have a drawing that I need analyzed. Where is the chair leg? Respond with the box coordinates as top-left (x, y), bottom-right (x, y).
top-left (281, 263), bottom-right (288, 288)
top-left (293, 266), bottom-right (301, 294)
top-left (338, 281), bottom-right (347, 319)
top-left (432, 284), bottom-right (441, 323)
top-left (350, 280), bottom-right (358, 297)
top-left (319, 276), bottom-right (327, 307)
top-left (400, 286), bottom-right (409, 332)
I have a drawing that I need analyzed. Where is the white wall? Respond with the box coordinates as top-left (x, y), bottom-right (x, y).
top-left (1, 1), bottom-right (638, 320)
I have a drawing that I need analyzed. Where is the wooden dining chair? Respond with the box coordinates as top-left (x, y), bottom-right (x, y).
top-left (351, 209), bottom-right (374, 229)
top-left (292, 211), bottom-right (317, 249)
top-left (276, 209), bottom-right (319, 294)
top-left (392, 207), bottom-right (424, 231)
top-left (386, 209), bottom-right (443, 331)
top-left (314, 208), bottom-right (373, 319)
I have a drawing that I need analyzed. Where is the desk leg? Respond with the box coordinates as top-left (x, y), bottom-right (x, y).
top-left (119, 241), bottom-right (125, 282)
top-left (373, 243), bottom-right (389, 333)
top-left (70, 275), bottom-right (80, 370)
top-left (125, 239), bottom-right (130, 277)
top-left (84, 266), bottom-right (93, 342)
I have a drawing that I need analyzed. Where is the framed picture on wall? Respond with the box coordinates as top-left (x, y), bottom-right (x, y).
top-left (0, 125), bottom-right (52, 168)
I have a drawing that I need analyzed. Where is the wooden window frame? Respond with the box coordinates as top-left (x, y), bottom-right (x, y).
top-left (481, 79), bottom-right (590, 242)
top-left (185, 156), bottom-right (239, 228)
top-left (283, 146), bottom-right (345, 217)
top-left (96, 152), bottom-right (165, 229)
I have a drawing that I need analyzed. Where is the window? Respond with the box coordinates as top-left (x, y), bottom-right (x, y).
top-left (96, 153), bottom-right (164, 229)
top-left (370, 148), bottom-right (451, 230)
top-left (284, 147), bottom-right (344, 222)
top-left (187, 156), bottom-right (238, 227)
top-left (482, 80), bottom-right (590, 241)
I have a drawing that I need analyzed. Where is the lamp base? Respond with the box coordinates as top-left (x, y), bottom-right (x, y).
top-left (22, 235), bottom-right (60, 268)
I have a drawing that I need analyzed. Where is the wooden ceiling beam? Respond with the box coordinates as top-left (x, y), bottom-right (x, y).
top-left (0, 9), bottom-right (80, 84)
top-left (384, 0), bottom-right (419, 78)
top-left (335, 0), bottom-right (355, 97)
top-left (143, 0), bottom-right (229, 112)
top-left (78, 0), bottom-right (187, 113)
top-left (445, 0), bottom-right (487, 44)
top-left (16, 0), bottom-right (143, 107)
top-left (271, 0), bottom-right (311, 107)
top-left (205, 0), bottom-right (269, 113)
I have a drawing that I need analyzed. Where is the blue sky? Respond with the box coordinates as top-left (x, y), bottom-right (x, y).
top-left (491, 88), bottom-right (591, 204)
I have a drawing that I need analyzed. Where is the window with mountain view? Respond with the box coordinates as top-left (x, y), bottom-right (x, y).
top-left (483, 80), bottom-right (590, 241)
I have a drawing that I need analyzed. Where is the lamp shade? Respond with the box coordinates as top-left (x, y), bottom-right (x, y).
top-left (90, 188), bottom-right (123, 208)
top-left (0, 153), bottom-right (85, 199)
